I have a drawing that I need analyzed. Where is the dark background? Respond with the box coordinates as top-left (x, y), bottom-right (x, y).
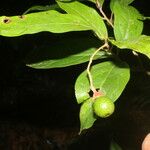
top-left (0, 0), bottom-right (150, 150)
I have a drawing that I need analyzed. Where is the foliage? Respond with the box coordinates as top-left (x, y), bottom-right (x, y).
top-left (0, 0), bottom-right (149, 144)
top-left (110, 140), bottom-right (122, 150)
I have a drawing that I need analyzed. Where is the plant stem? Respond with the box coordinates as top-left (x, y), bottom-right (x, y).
top-left (87, 42), bottom-right (109, 94)
top-left (96, 0), bottom-right (114, 28)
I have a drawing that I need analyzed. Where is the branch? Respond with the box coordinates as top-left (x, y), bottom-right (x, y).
top-left (87, 41), bottom-right (109, 94)
top-left (96, 0), bottom-right (114, 28)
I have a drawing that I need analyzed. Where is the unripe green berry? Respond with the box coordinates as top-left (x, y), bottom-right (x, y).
top-left (93, 96), bottom-right (115, 118)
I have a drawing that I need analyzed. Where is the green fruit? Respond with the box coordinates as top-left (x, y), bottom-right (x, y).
top-left (93, 96), bottom-right (115, 118)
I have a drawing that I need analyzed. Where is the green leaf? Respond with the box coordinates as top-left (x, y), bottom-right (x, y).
top-left (120, 0), bottom-right (135, 5)
top-left (110, 35), bottom-right (150, 58)
top-left (23, 4), bottom-right (60, 15)
top-left (110, 0), bottom-right (135, 11)
top-left (0, 10), bottom-right (91, 37)
top-left (75, 61), bottom-right (130, 104)
top-left (0, 1), bottom-right (107, 38)
top-left (120, 0), bottom-right (134, 5)
top-left (57, 1), bottom-right (108, 40)
top-left (79, 98), bottom-right (96, 133)
top-left (110, 140), bottom-right (122, 150)
top-left (110, 0), bottom-right (143, 41)
top-left (26, 36), bottom-right (110, 69)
